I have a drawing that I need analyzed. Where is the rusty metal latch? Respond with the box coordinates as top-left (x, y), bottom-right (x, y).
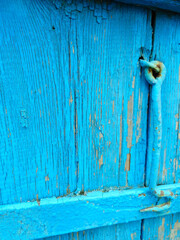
top-left (140, 60), bottom-right (175, 212)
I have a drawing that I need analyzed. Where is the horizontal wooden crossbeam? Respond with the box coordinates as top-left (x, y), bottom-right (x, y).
top-left (115, 0), bottom-right (180, 14)
top-left (0, 184), bottom-right (180, 239)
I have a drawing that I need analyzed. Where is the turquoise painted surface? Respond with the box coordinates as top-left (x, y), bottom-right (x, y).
top-left (0, 0), bottom-right (152, 205)
top-left (41, 221), bottom-right (141, 240)
top-left (41, 213), bottom-right (180, 240)
top-left (0, 0), bottom-right (180, 239)
top-left (145, 11), bottom-right (180, 186)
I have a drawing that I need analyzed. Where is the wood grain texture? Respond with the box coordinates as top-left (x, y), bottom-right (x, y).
top-left (142, 213), bottom-right (180, 240)
top-left (115, 0), bottom-right (180, 14)
top-left (1, 1), bottom-right (180, 240)
top-left (0, 0), bottom-right (152, 205)
top-left (0, 0), bottom-right (78, 204)
top-left (74, 1), bottom-right (151, 192)
top-left (41, 221), bottom-right (141, 240)
top-left (145, 11), bottom-right (180, 186)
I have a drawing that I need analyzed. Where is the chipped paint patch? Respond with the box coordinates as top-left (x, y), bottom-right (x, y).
top-left (136, 91), bottom-right (142, 143)
top-left (36, 194), bottom-right (40, 206)
top-left (69, 92), bottom-right (73, 105)
top-left (127, 92), bottom-right (134, 149)
top-left (158, 218), bottom-right (165, 240)
top-left (132, 76), bottom-right (135, 89)
top-left (125, 153), bottom-right (131, 171)
top-left (170, 220), bottom-right (180, 239)
top-left (176, 121), bottom-right (179, 130)
top-left (119, 99), bottom-right (124, 159)
top-left (131, 232), bottom-right (136, 240)
top-left (45, 175), bottom-right (49, 182)
top-left (99, 155), bottom-right (103, 169)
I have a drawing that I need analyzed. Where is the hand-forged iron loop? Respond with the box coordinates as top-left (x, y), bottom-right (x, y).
top-left (140, 60), bottom-right (173, 213)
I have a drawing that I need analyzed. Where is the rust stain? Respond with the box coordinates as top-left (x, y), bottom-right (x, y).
top-left (127, 92), bottom-right (134, 148)
top-left (175, 113), bottom-right (179, 118)
top-left (138, 193), bottom-right (146, 197)
top-left (72, 46), bottom-right (75, 54)
top-left (99, 155), bottom-right (103, 169)
top-left (158, 218), bottom-right (165, 240)
top-left (160, 190), bottom-right (164, 196)
top-left (125, 153), bottom-right (131, 171)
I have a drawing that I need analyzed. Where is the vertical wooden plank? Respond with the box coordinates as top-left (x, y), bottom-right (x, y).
top-left (142, 213), bottom-right (180, 240)
top-left (145, 11), bottom-right (180, 186)
top-left (40, 221), bottom-right (141, 240)
top-left (0, 0), bottom-right (77, 204)
top-left (74, 2), bottom-right (152, 191)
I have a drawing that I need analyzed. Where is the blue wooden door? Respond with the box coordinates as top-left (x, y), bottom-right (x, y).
top-left (0, 0), bottom-right (180, 239)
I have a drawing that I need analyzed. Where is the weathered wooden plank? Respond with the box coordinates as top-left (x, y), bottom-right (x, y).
top-left (142, 213), bottom-right (180, 239)
top-left (0, 0), bottom-right (152, 205)
top-left (74, 2), bottom-right (152, 191)
top-left (115, 0), bottom-right (180, 14)
top-left (145, 11), bottom-right (180, 186)
top-left (0, 184), bottom-right (180, 239)
top-left (0, 0), bottom-right (78, 204)
top-left (40, 221), bottom-right (141, 240)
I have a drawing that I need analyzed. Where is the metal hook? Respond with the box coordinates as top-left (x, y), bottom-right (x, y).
top-left (140, 60), bottom-right (172, 213)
